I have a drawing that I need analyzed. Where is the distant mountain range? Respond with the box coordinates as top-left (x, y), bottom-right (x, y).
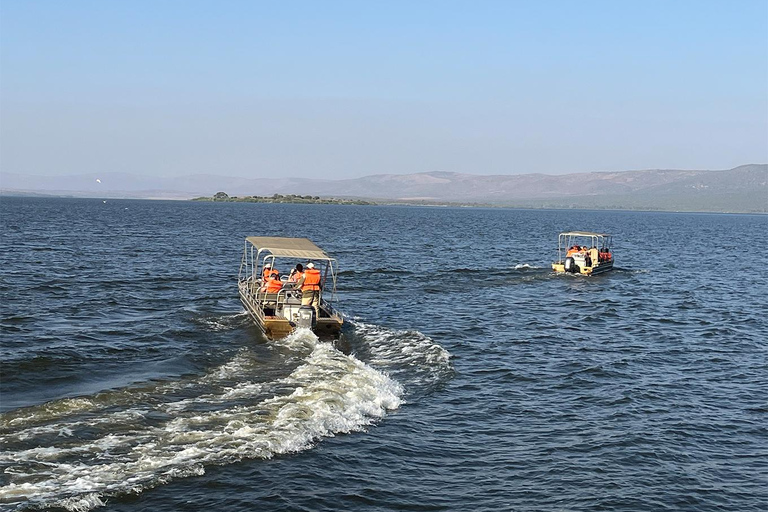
top-left (1, 164), bottom-right (766, 213)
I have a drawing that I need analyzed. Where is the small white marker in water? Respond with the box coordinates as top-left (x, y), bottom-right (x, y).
top-left (96, 178), bottom-right (101, 183)
top-left (103, 200), bottom-right (107, 203)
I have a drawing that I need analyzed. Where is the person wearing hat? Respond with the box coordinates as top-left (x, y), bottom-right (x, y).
top-left (297, 262), bottom-right (322, 314)
top-left (262, 262), bottom-right (278, 281)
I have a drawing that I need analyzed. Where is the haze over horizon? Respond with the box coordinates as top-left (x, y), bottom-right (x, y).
top-left (1, 1), bottom-right (767, 180)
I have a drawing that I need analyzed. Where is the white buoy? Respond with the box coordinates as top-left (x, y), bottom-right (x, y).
top-left (96, 178), bottom-right (101, 183)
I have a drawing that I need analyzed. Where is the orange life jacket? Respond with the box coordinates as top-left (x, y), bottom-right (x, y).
top-left (302, 268), bottom-right (321, 291)
top-left (263, 267), bottom-right (276, 280)
top-left (265, 277), bottom-right (282, 293)
top-left (288, 270), bottom-right (303, 283)
top-left (566, 246), bottom-right (583, 257)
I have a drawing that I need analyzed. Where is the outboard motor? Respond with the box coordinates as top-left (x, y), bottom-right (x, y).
top-left (296, 305), bottom-right (317, 330)
top-left (564, 256), bottom-right (575, 273)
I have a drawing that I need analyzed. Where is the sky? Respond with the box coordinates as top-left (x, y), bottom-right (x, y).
top-left (1, 0), bottom-right (766, 179)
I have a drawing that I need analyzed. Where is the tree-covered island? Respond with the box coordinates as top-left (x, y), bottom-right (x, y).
top-left (192, 192), bottom-right (372, 205)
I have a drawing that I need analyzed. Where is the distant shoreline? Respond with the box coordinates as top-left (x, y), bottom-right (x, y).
top-left (190, 193), bottom-right (372, 205)
top-left (188, 192), bottom-right (768, 214)
top-left (1, 191), bottom-right (765, 214)
top-left (2, 164), bottom-right (765, 213)
top-left (0, 190), bottom-right (768, 215)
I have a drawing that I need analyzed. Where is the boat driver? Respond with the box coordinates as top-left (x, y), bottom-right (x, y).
top-left (297, 262), bottom-right (322, 315)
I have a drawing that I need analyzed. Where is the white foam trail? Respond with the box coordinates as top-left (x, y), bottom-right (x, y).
top-left (271, 327), bottom-right (319, 353)
top-left (0, 330), bottom-right (402, 511)
top-left (1, 348), bottom-right (260, 434)
top-left (198, 312), bottom-right (249, 332)
top-left (349, 320), bottom-right (453, 393)
top-left (514, 263), bottom-right (541, 270)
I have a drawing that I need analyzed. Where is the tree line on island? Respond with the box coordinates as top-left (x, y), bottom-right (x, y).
top-left (193, 192), bottom-right (372, 205)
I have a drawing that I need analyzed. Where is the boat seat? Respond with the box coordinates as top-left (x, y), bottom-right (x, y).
top-left (257, 293), bottom-right (283, 306)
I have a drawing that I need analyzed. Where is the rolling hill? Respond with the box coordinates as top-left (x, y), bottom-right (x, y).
top-left (1, 164), bottom-right (765, 213)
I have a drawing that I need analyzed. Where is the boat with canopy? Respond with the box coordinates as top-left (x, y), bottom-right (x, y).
top-left (238, 237), bottom-right (343, 339)
top-left (552, 231), bottom-right (614, 276)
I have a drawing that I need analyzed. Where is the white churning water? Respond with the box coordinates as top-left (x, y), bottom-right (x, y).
top-left (0, 328), bottom-right (404, 511)
top-left (349, 320), bottom-right (453, 393)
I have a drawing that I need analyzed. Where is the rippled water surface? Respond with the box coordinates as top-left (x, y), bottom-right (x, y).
top-left (1, 197), bottom-right (766, 511)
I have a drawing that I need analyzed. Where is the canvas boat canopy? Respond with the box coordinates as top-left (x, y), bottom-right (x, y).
top-left (245, 236), bottom-right (332, 260)
top-left (559, 231), bottom-right (610, 237)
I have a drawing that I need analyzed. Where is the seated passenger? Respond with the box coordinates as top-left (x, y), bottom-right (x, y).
top-left (262, 272), bottom-right (283, 293)
top-left (288, 263), bottom-right (304, 283)
top-left (262, 263), bottom-right (278, 281)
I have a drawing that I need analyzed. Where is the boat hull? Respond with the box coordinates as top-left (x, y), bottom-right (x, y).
top-left (239, 283), bottom-right (343, 339)
top-left (552, 260), bottom-right (614, 276)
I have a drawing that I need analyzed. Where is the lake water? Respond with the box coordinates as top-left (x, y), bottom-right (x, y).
top-left (1, 197), bottom-right (766, 511)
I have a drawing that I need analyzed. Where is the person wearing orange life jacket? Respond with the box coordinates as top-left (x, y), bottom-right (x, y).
top-left (297, 262), bottom-right (322, 314)
top-left (260, 271), bottom-right (283, 293)
top-left (265, 272), bottom-right (283, 293)
top-left (262, 263), bottom-right (278, 281)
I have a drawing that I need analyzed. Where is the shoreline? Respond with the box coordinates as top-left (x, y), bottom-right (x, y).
top-left (1, 192), bottom-right (765, 215)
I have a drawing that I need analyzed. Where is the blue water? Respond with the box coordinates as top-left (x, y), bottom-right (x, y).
top-left (1, 197), bottom-right (766, 511)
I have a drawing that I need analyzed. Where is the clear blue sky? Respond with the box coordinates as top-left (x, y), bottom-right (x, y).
top-left (1, 0), bottom-right (766, 178)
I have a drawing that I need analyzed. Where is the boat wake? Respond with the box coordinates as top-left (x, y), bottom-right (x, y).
top-left (513, 263), bottom-right (542, 270)
top-left (0, 330), bottom-right (402, 511)
top-left (348, 320), bottom-right (454, 397)
top-left (194, 311), bottom-right (251, 332)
